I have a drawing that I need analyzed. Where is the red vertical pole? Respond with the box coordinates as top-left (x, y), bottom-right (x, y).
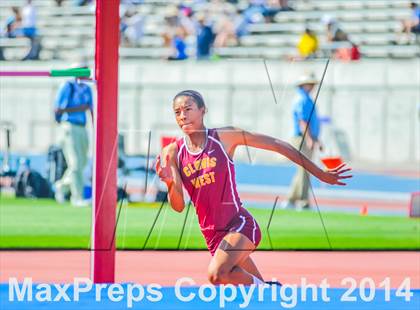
top-left (91, 0), bottom-right (119, 283)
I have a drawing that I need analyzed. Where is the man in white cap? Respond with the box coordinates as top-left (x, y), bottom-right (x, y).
top-left (53, 61), bottom-right (93, 207)
top-left (282, 72), bottom-right (321, 210)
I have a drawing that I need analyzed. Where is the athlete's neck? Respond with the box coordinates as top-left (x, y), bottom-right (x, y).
top-left (186, 127), bottom-right (207, 150)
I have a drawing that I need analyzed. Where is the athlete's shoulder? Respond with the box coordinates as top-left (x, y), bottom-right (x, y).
top-left (210, 127), bottom-right (245, 158)
top-left (214, 126), bottom-right (238, 132)
top-left (213, 126), bottom-right (244, 142)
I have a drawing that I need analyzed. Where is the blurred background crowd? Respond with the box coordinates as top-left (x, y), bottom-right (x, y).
top-left (1, 0), bottom-right (419, 61)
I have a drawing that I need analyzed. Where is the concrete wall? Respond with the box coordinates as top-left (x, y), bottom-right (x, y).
top-left (0, 59), bottom-right (419, 167)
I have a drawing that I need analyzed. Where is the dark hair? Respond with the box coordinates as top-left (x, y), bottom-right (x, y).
top-left (173, 90), bottom-right (206, 108)
top-left (411, 2), bottom-right (417, 8)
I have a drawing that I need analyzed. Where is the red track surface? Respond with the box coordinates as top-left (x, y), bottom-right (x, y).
top-left (1, 251), bottom-right (419, 288)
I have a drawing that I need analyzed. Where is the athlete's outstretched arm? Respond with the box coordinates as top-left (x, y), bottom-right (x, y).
top-left (155, 143), bottom-right (185, 212)
top-left (218, 127), bottom-right (352, 186)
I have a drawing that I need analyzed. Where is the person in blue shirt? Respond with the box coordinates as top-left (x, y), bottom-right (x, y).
top-left (54, 66), bottom-right (93, 207)
top-left (407, 2), bottom-right (420, 33)
top-left (167, 26), bottom-right (188, 61)
top-left (282, 73), bottom-right (321, 210)
top-left (195, 13), bottom-right (215, 60)
top-left (399, 2), bottom-right (420, 43)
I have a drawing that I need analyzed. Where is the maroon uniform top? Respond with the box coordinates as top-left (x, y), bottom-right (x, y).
top-left (176, 128), bottom-right (260, 254)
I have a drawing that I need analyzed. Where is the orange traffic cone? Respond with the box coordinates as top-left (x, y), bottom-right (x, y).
top-left (360, 205), bottom-right (368, 216)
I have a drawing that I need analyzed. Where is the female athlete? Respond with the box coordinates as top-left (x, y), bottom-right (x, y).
top-left (155, 90), bottom-right (352, 286)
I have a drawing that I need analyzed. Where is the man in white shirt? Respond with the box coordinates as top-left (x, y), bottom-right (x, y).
top-left (21, 0), bottom-right (41, 60)
top-left (22, 0), bottom-right (37, 38)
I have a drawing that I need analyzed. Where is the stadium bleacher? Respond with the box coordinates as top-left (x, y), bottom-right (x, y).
top-left (0, 0), bottom-right (419, 61)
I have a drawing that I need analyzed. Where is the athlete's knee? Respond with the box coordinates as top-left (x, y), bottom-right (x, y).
top-left (207, 264), bottom-right (230, 285)
top-left (208, 269), bottom-right (227, 285)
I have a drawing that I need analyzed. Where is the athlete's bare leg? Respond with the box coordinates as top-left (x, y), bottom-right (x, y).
top-left (207, 232), bottom-right (263, 285)
top-left (238, 256), bottom-right (264, 281)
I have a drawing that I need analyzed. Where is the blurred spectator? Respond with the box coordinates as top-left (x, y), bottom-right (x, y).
top-left (214, 8), bottom-right (238, 48)
top-left (262, 0), bottom-right (282, 23)
top-left (162, 6), bottom-right (190, 47)
top-left (234, 7), bottom-right (254, 39)
top-left (334, 42), bottom-right (361, 61)
top-left (279, 0), bottom-right (293, 11)
top-left (242, 0), bottom-right (291, 24)
top-left (297, 27), bottom-right (318, 59)
top-left (4, 7), bottom-right (22, 38)
top-left (349, 43), bottom-right (361, 60)
top-left (321, 15), bottom-right (359, 61)
top-left (120, 8), bottom-right (144, 46)
top-left (2, 2), bottom-right (41, 60)
top-left (322, 15), bottom-right (348, 42)
top-left (195, 12), bottom-right (215, 60)
top-left (21, 0), bottom-right (41, 61)
top-left (167, 26), bottom-right (188, 60)
top-left (178, 4), bottom-right (196, 36)
top-left (162, 6), bottom-right (190, 60)
top-left (242, 1), bottom-right (267, 25)
top-left (21, 0), bottom-right (37, 39)
top-left (234, 0), bottom-right (279, 38)
top-left (54, 63), bottom-right (93, 207)
top-left (263, 0), bottom-right (293, 22)
top-left (55, 0), bottom-right (64, 6)
top-left (398, 2), bottom-right (420, 43)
